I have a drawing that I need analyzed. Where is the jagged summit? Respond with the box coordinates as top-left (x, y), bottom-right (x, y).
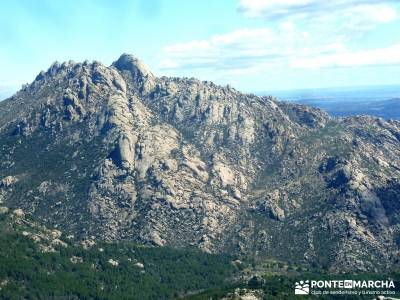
top-left (0, 54), bottom-right (399, 273)
top-left (112, 53), bottom-right (154, 79)
top-left (31, 54), bottom-right (154, 87)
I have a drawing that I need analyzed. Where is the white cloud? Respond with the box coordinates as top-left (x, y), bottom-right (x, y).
top-left (237, 1), bottom-right (398, 44)
top-left (238, 0), bottom-right (398, 21)
top-left (279, 20), bottom-right (295, 32)
top-left (290, 44), bottom-right (400, 69)
top-left (157, 1), bottom-right (399, 83)
top-left (161, 27), bottom-right (286, 72)
top-left (239, 0), bottom-right (313, 18)
top-left (338, 3), bottom-right (398, 36)
top-left (161, 27), bottom-right (284, 72)
top-left (356, 4), bottom-right (397, 23)
top-left (160, 22), bottom-right (400, 76)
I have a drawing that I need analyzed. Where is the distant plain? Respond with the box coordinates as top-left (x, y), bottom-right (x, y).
top-left (263, 85), bottom-right (400, 120)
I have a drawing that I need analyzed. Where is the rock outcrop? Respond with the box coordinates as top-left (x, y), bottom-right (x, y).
top-left (0, 54), bottom-right (399, 272)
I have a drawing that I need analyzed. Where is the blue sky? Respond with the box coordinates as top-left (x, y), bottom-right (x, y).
top-left (1, 0), bottom-right (400, 98)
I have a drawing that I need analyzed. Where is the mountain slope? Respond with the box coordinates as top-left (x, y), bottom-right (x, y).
top-left (0, 210), bottom-right (236, 299)
top-left (1, 54), bottom-right (400, 272)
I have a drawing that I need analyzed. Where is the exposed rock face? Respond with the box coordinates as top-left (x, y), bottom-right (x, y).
top-left (1, 206), bottom-right (69, 252)
top-left (0, 54), bottom-right (399, 272)
top-left (0, 176), bottom-right (18, 188)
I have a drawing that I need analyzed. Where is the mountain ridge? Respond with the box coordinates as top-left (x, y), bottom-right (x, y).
top-left (1, 54), bottom-right (399, 273)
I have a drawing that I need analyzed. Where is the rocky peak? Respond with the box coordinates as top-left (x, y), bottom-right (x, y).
top-left (35, 60), bottom-right (80, 81)
top-left (111, 54), bottom-right (155, 94)
top-left (112, 54), bottom-right (154, 80)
